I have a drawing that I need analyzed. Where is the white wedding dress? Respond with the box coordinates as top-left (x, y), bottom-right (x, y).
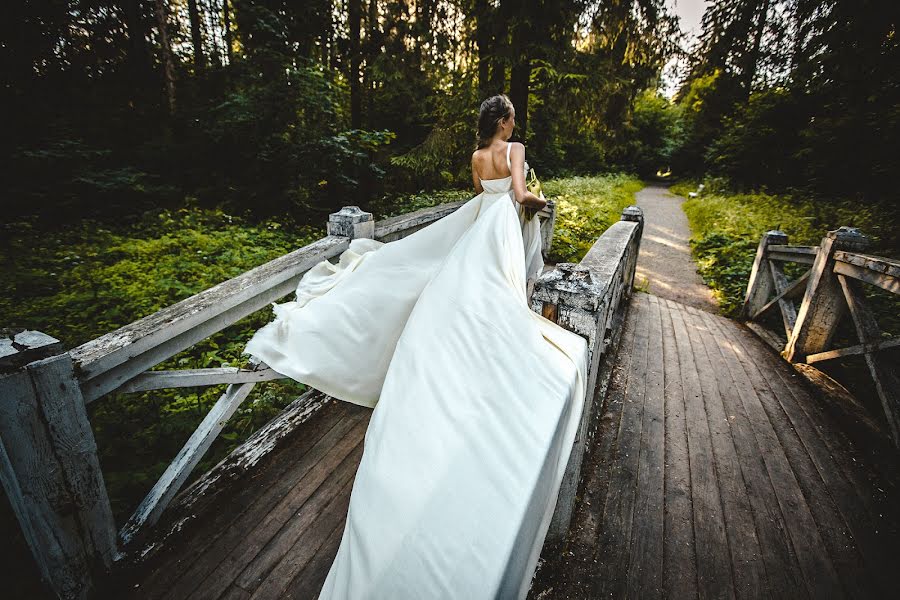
top-left (243, 142), bottom-right (588, 599)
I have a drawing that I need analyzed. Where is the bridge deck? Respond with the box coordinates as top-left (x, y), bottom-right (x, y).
top-left (124, 400), bottom-right (371, 600)
top-left (122, 294), bottom-right (899, 600)
top-left (530, 293), bottom-right (899, 599)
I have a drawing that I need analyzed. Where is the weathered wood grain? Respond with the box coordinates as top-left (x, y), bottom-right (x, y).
top-left (680, 304), bottom-right (768, 598)
top-left (700, 306), bottom-right (844, 597)
top-left (838, 275), bottom-right (900, 444)
top-left (625, 294), bottom-right (665, 599)
top-left (171, 390), bottom-right (332, 518)
top-left (768, 259), bottom-right (798, 338)
top-left (71, 235), bottom-right (348, 402)
top-left (742, 231), bottom-right (787, 319)
top-left (593, 294), bottom-right (650, 598)
top-left (785, 227), bottom-right (869, 362)
top-left (234, 442), bottom-right (363, 593)
top-left (182, 418), bottom-right (367, 600)
top-left (707, 310), bottom-right (890, 597)
top-left (0, 356), bottom-right (119, 600)
top-left (657, 296), bottom-right (698, 599)
top-left (125, 401), bottom-right (357, 600)
top-left (120, 381), bottom-right (257, 545)
top-left (115, 366), bottom-right (287, 393)
top-left (751, 268), bottom-right (810, 321)
top-left (372, 201), bottom-right (465, 242)
top-left (805, 336), bottom-right (900, 363)
top-left (282, 516), bottom-right (347, 600)
top-left (248, 457), bottom-right (359, 600)
top-left (665, 300), bottom-right (735, 599)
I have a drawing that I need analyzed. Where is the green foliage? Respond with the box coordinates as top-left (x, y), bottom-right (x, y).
top-left (543, 174), bottom-right (645, 263)
top-left (682, 185), bottom-right (899, 321)
top-left (1, 205), bottom-right (322, 520)
top-left (624, 90), bottom-right (683, 177)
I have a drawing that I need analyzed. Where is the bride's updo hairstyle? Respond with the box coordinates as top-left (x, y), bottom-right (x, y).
top-left (476, 94), bottom-right (513, 149)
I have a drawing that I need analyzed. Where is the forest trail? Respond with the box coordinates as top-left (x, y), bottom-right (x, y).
top-left (634, 184), bottom-right (719, 312)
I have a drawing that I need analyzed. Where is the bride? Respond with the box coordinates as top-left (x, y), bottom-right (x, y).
top-left (243, 94), bottom-right (589, 599)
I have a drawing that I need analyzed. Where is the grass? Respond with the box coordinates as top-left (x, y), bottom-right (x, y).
top-left (542, 174), bottom-right (645, 263)
top-left (679, 185), bottom-right (899, 329)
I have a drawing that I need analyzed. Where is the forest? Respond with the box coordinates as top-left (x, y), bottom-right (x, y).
top-left (2, 1), bottom-right (898, 597)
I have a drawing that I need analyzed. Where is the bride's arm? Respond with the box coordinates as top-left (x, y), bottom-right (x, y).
top-left (471, 153), bottom-right (484, 195)
top-left (508, 143), bottom-right (546, 208)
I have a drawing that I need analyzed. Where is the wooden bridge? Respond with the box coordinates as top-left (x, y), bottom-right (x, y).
top-left (1, 198), bottom-right (898, 599)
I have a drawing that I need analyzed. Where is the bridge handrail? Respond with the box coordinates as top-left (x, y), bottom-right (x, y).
top-left (530, 204), bottom-right (644, 542)
top-left (0, 198), bottom-right (558, 599)
top-left (741, 227), bottom-right (900, 446)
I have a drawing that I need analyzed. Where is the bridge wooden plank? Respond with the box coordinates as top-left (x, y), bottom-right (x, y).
top-left (708, 308), bottom-right (875, 597)
top-left (532, 290), bottom-right (639, 596)
top-left (665, 300), bottom-right (736, 599)
top-left (570, 301), bottom-right (636, 548)
top-left (625, 294), bottom-right (665, 599)
top-left (283, 516), bottom-right (347, 599)
top-left (690, 305), bottom-right (843, 597)
top-left (713, 315), bottom-right (898, 597)
top-left (249, 460), bottom-right (357, 600)
top-left (657, 296), bottom-right (698, 599)
top-left (128, 400), bottom-right (354, 599)
top-left (684, 305), bottom-right (808, 599)
top-left (130, 400), bottom-right (350, 597)
top-left (146, 406), bottom-right (368, 600)
top-left (593, 294), bottom-right (650, 598)
top-left (187, 419), bottom-right (368, 600)
top-left (679, 304), bottom-right (768, 598)
top-left (234, 443), bottom-right (363, 593)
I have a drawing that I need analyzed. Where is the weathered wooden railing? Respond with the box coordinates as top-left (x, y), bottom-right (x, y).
top-left (742, 226), bottom-right (900, 445)
top-left (0, 198), bottom-right (558, 599)
top-left (531, 205), bottom-right (644, 541)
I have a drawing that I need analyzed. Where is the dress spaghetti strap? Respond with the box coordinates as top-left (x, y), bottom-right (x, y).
top-left (506, 141), bottom-right (512, 173)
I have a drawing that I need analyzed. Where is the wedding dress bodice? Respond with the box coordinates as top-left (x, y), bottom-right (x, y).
top-left (479, 141), bottom-right (529, 201)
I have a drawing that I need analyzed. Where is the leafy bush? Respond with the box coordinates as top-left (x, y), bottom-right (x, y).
top-left (543, 174), bottom-right (644, 263)
top-left (682, 186), bottom-right (899, 325)
top-left (1, 205), bottom-right (322, 520)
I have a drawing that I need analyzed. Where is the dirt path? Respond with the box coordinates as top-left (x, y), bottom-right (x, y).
top-left (634, 184), bottom-right (718, 312)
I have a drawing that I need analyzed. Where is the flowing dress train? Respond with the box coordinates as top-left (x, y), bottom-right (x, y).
top-left (243, 142), bottom-right (588, 599)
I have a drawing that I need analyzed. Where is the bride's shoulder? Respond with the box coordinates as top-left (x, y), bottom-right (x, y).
top-left (508, 141), bottom-right (526, 159)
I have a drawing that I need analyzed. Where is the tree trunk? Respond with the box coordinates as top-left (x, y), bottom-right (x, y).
top-left (350, 0), bottom-right (362, 128)
top-left (475, 0), bottom-right (492, 98)
top-left (509, 5), bottom-right (531, 140)
top-left (490, 0), bottom-right (514, 94)
top-left (223, 0), bottom-right (232, 63)
top-left (364, 0), bottom-right (380, 123)
top-left (154, 0), bottom-right (177, 114)
top-left (188, 0), bottom-right (206, 72)
top-left (744, 0), bottom-right (770, 94)
top-left (122, 0), bottom-right (151, 99)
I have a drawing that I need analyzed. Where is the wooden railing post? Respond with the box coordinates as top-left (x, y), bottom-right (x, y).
top-left (741, 230), bottom-right (788, 319)
top-left (620, 205), bottom-right (644, 297)
top-left (532, 264), bottom-right (609, 543)
top-left (0, 330), bottom-right (118, 599)
top-left (531, 210), bottom-right (643, 543)
top-left (539, 198), bottom-right (557, 258)
top-left (785, 227), bottom-right (870, 362)
top-left (327, 205), bottom-right (375, 239)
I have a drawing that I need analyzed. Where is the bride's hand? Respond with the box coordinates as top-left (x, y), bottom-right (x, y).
top-left (520, 190), bottom-right (547, 210)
